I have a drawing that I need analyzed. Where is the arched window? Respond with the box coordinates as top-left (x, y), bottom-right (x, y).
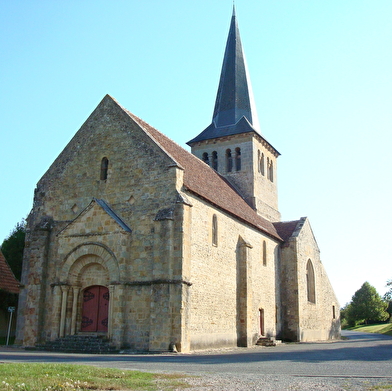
top-left (262, 240), bottom-right (267, 266)
top-left (267, 157), bottom-right (270, 180)
top-left (202, 152), bottom-right (209, 166)
top-left (257, 150), bottom-right (261, 173)
top-left (260, 153), bottom-right (265, 176)
top-left (269, 160), bottom-right (274, 182)
top-left (226, 149), bottom-right (233, 173)
top-left (212, 151), bottom-right (218, 170)
top-left (306, 259), bottom-right (316, 303)
top-left (212, 214), bottom-right (218, 246)
top-left (235, 147), bottom-right (241, 171)
top-left (100, 157), bottom-right (109, 180)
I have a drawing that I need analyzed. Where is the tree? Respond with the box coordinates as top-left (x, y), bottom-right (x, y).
top-left (346, 282), bottom-right (389, 325)
top-left (384, 279), bottom-right (392, 320)
top-left (1, 220), bottom-right (26, 281)
top-left (339, 303), bottom-right (351, 328)
top-left (384, 279), bottom-right (392, 301)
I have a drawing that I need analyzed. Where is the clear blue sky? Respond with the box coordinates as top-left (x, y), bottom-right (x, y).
top-left (1, 1), bottom-right (391, 306)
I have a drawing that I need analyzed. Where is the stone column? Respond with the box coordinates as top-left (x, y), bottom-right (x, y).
top-left (108, 285), bottom-right (115, 339)
top-left (237, 239), bottom-right (253, 347)
top-left (70, 287), bottom-right (80, 335)
top-left (59, 285), bottom-right (70, 338)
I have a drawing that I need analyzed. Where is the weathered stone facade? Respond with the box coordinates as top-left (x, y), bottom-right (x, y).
top-left (15, 95), bottom-right (340, 352)
top-left (15, 10), bottom-right (340, 352)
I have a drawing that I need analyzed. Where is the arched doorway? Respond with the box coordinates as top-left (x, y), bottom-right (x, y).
top-left (81, 285), bottom-right (109, 332)
top-left (259, 308), bottom-right (265, 336)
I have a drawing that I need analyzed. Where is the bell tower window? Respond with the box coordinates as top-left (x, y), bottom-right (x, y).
top-left (212, 151), bottom-right (218, 170)
top-left (235, 147), bottom-right (241, 171)
top-left (226, 149), bottom-right (233, 172)
top-left (100, 157), bottom-right (109, 180)
top-left (269, 160), bottom-right (274, 182)
top-left (202, 152), bottom-right (209, 166)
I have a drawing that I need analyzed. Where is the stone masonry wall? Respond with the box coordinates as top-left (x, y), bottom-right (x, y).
top-left (191, 133), bottom-right (280, 222)
top-left (279, 218), bottom-right (340, 342)
top-left (295, 218), bottom-right (340, 341)
top-left (186, 192), bottom-right (281, 350)
top-left (16, 96), bottom-right (188, 351)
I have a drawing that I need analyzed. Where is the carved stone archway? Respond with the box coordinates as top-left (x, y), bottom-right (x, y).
top-left (57, 243), bottom-right (119, 338)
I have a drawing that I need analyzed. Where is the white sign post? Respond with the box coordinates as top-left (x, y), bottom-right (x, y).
top-left (6, 307), bottom-right (15, 346)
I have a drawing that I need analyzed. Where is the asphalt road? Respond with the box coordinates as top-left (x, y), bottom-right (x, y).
top-left (1, 330), bottom-right (392, 390)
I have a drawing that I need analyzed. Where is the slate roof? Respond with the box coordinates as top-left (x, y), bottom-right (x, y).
top-left (58, 198), bottom-right (132, 235)
top-left (187, 7), bottom-right (261, 145)
top-left (0, 250), bottom-right (20, 294)
top-left (117, 99), bottom-right (282, 241)
top-left (273, 220), bottom-right (301, 242)
top-left (94, 199), bottom-right (132, 233)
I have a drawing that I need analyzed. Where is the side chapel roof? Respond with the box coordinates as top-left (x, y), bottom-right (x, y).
top-left (273, 220), bottom-right (301, 242)
top-left (0, 250), bottom-right (20, 294)
top-left (116, 98), bottom-right (282, 241)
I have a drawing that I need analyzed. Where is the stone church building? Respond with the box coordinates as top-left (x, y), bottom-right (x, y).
top-left (16, 9), bottom-right (340, 352)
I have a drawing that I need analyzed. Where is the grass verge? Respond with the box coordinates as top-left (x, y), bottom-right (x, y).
top-left (347, 323), bottom-right (392, 336)
top-left (0, 363), bottom-right (188, 391)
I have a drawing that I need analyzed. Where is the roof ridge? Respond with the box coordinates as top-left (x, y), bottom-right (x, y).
top-left (120, 105), bottom-right (282, 241)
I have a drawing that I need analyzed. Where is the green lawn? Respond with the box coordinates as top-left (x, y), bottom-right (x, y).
top-left (347, 323), bottom-right (392, 336)
top-left (0, 363), bottom-right (188, 391)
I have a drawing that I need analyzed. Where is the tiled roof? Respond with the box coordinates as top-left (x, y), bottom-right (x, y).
top-left (0, 250), bottom-right (20, 294)
top-left (273, 220), bottom-right (301, 242)
top-left (120, 103), bottom-right (282, 241)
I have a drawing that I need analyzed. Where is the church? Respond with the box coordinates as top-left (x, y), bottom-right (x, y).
top-left (16, 9), bottom-right (340, 352)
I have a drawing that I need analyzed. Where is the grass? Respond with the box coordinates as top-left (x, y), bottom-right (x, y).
top-left (346, 323), bottom-right (392, 336)
top-left (0, 363), bottom-right (188, 391)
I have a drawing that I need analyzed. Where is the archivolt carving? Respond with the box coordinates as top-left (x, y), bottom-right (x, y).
top-left (59, 242), bottom-right (120, 282)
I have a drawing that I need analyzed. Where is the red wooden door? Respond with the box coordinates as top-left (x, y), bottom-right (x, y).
top-left (81, 286), bottom-right (109, 332)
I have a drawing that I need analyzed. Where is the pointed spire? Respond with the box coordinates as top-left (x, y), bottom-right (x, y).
top-left (188, 8), bottom-right (260, 145)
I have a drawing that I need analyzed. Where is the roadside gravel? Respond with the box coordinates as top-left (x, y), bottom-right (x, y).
top-left (175, 373), bottom-right (390, 390)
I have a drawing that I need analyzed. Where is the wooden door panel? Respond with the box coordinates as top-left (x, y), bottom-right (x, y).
top-left (97, 288), bottom-right (109, 332)
top-left (81, 286), bottom-right (109, 332)
top-left (82, 286), bottom-right (99, 332)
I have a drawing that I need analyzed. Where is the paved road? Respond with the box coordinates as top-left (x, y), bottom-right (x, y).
top-left (1, 331), bottom-right (392, 390)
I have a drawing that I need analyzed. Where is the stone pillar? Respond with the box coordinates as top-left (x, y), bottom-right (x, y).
top-left (237, 238), bottom-right (253, 347)
top-left (59, 285), bottom-right (69, 338)
top-left (51, 285), bottom-right (62, 340)
top-left (70, 287), bottom-right (80, 335)
top-left (150, 218), bottom-right (173, 352)
top-left (108, 285), bottom-right (115, 339)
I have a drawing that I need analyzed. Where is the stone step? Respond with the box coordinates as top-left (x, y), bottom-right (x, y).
top-left (29, 335), bottom-right (120, 354)
top-left (256, 337), bottom-right (282, 347)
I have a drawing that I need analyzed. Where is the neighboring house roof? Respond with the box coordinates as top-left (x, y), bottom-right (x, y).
top-left (117, 99), bottom-right (282, 241)
top-left (0, 250), bottom-right (20, 294)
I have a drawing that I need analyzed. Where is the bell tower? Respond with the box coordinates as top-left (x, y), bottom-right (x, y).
top-left (187, 7), bottom-right (280, 222)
